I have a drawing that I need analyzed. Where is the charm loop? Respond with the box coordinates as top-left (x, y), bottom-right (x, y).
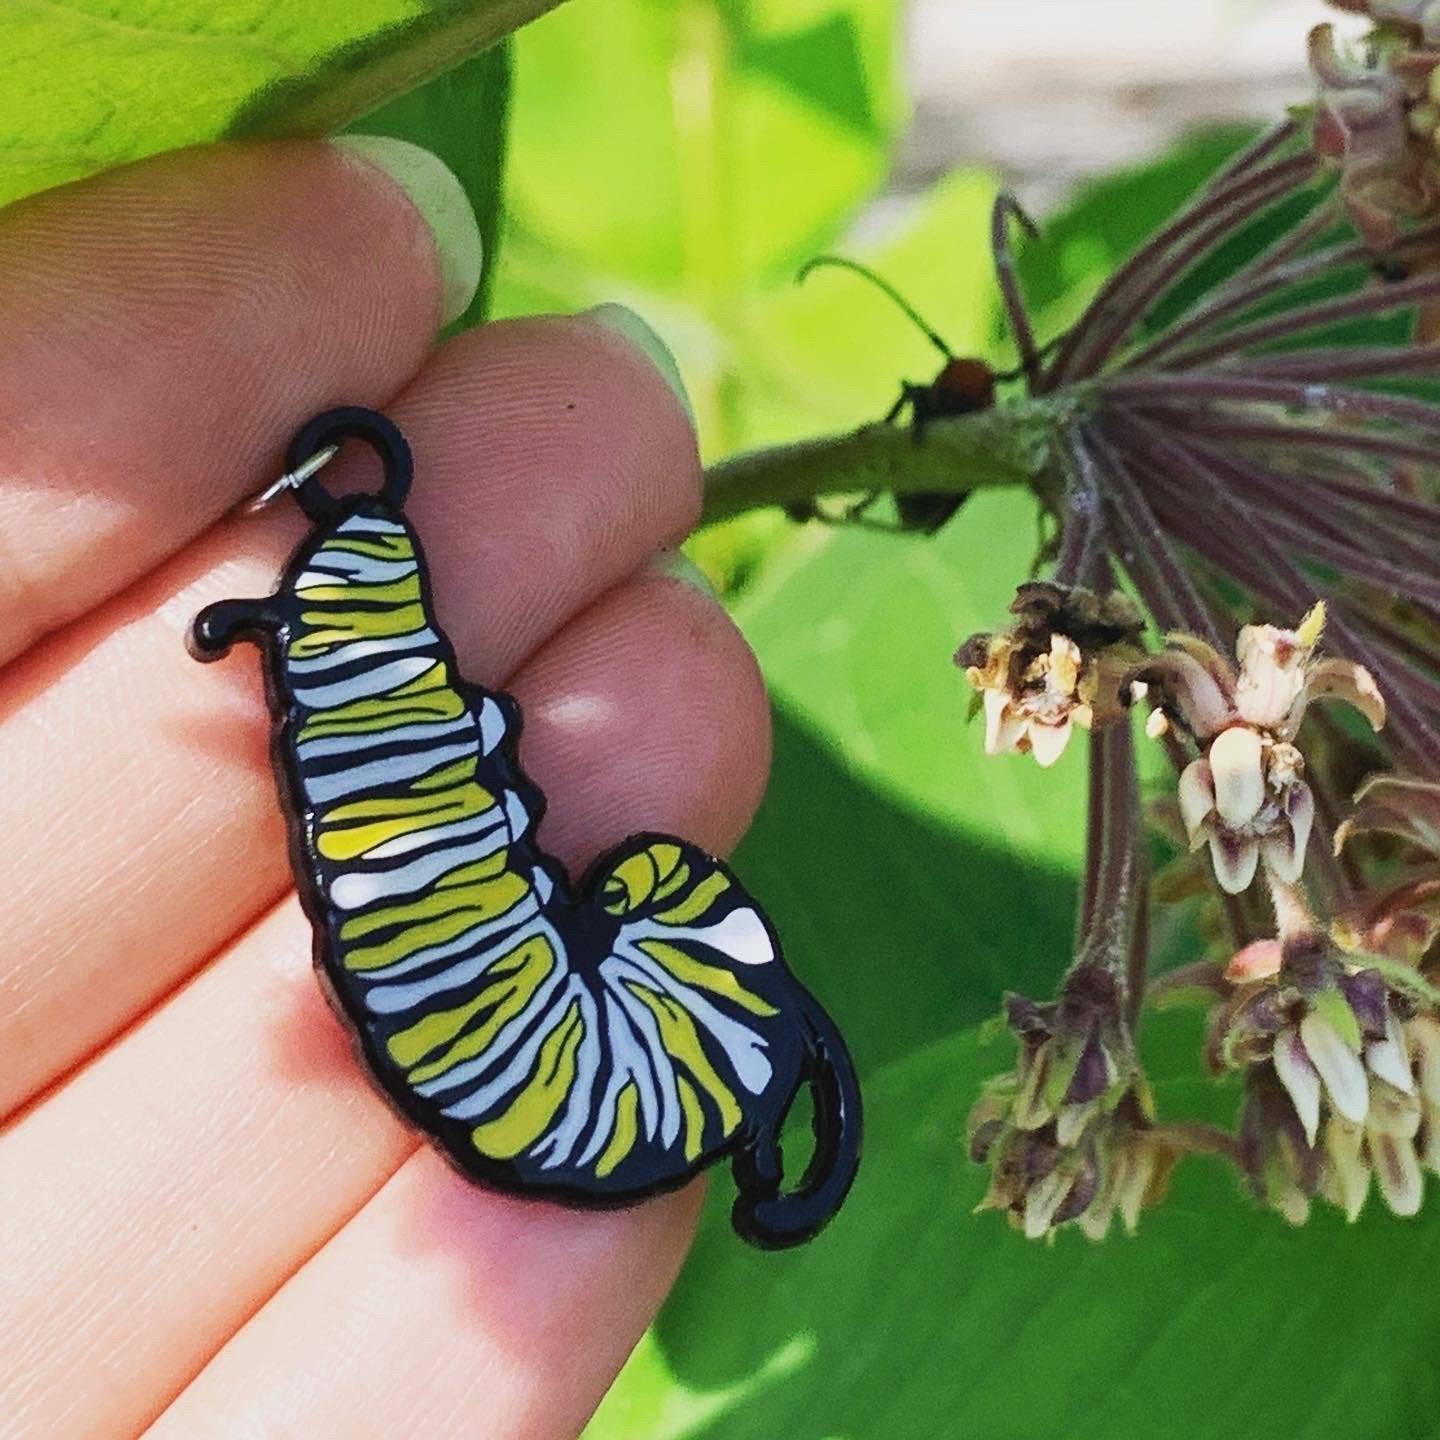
top-left (283, 405), bottom-right (414, 521)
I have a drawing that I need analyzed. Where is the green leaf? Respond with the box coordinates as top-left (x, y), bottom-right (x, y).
top-left (345, 44), bottom-right (512, 326)
top-left (734, 704), bottom-right (1078, 1077)
top-left (0, 0), bottom-right (560, 208)
top-left (492, 0), bottom-right (904, 477)
top-left (736, 488), bottom-right (1089, 878)
top-left (501, 0), bottom-right (901, 297)
top-left (591, 1012), bottom-right (1440, 1440)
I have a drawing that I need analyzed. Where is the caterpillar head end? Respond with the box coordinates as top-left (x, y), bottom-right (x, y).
top-left (189, 598), bottom-right (280, 663)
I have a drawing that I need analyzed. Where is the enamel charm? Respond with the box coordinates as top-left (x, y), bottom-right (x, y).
top-left (190, 407), bottom-right (860, 1248)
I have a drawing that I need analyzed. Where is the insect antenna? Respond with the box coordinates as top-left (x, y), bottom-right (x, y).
top-left (796, 255), bottom-right (955, 360)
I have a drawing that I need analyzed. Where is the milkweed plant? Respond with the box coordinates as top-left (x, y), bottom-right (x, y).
top-left (704, 0), bottom-right (1440, 1238)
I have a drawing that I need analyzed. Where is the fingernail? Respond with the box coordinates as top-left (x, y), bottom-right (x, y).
top-left (648, 547), bottom-right (719, 600)
top-left (584, 303), bottom-right (694, 425)
top-left (331, 135), bottom-right (483, 327)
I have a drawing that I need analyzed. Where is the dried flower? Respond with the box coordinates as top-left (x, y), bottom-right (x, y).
top-left (1329, 0), bottom-right (1440, 41)
top-left (1003, 966), bottom-right (1136, 1144)
top-left (971, 1091), bottom-right (1177, 1241)
top-left (1216, 929), bottom-right (1440, 1221)
top-left (1308, 20), bottom-right (1434, 247)
top-left (1334, 774), bottom-right (1440, 957)
top-left (958, 582), bottom-right (1144, 767)
top-left (1133, 605), bottom-right (1384, 893)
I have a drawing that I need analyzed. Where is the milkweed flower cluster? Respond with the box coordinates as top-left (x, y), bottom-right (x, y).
top-left (957, 582), bottom-right (1145, 767)
top-left (764, 0), bottom-right (1440, 1238)
top-left (1133, 604), bottom-right (1385, 894)
top-left (957, 1), bottom-right (1440, 1239)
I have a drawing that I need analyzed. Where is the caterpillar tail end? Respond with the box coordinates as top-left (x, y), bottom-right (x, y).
top-left (188, 598), bottom-right (278, 663)
top-left (731, 992), bottom-right (862, 1249)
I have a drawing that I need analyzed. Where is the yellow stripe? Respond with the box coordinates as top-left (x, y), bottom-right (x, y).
top-left (638, 940), bottom-right (778, 1017)
top-left (651, 844), bottom-right (687, 898)
top-left (594, 1081), bottom-right (640, 1179)
top-left (290, 603), bottom-right (428, 654)
top-left (677, 1077), bottom-right (705, 1162)
top-left (468, 1001), bottom-right (584, 1159)
top-left (317, 787), bottom-right (499, 862)
top-left (339, 869), bottom-right (517, 941)
top-left (627, 984), bottom-right (744, 1133)
top-left (654, 870), bottom-right (730, 925)
top-left (439, 854), bottom-right (510, 886)
top-left (394, 936), bottom-right (555, 1078)
top-left (294, 576), bottom-right (421, 604)
top-left (325, 781), bottom-right (491, 823)
top-left (343, 874), bottom-right (531, 970)
top-left (392, 662), bottom-right (450, 696)
top-left (296, 690), bottom-right (464, 740)
top-left (415, 757), bottom-right (478, 790)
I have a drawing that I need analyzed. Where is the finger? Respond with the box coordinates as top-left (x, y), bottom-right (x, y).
top-left (0, 314), bottom-right (698, 1117)
top-left (147, 1151), bottom-right (702, 1440)
top-left (0, 135), bottom-right (480, 665)
top-left (0, 573), bottom-right (768, 1440)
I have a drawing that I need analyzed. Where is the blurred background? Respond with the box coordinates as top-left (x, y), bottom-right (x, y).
top-left (901, 0), bottom-right (1313, 215)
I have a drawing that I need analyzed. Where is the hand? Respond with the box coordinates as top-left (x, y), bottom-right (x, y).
top-left (0, 139), bottom-right (770, 1439)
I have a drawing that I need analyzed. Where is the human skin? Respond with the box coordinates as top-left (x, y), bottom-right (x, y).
top-left (0, 139), bottom-right (771, 1439)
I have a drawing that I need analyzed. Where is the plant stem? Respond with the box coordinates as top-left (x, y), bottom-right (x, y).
top-left (700, 394), bottom-right (1080, 526)
top-left (1075, 722), bottom-right (1144, 1009)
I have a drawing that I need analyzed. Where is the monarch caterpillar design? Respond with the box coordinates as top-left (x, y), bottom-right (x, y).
top-left (191, 408), bottom-right (860, 1248)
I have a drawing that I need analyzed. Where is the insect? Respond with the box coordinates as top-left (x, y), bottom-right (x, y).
top-left (786, 256), bottom-right (1004, 535)
top-left (788, 200), bottom-right (1048, 535)
top-left (190, 406), bottom-right (860, 1249)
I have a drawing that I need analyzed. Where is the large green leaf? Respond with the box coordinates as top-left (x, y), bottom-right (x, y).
top-left (594, 1014), bottom-right (1440, 1440)
top-left (345, 44), bottom-right (512, 326)
top-left (0, 0), bottom-right (561, 208)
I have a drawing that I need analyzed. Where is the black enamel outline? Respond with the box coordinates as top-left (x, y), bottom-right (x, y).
top-left (191, 413), bottom-right (861, 1248)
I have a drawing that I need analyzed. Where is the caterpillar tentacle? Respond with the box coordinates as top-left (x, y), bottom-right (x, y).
top-left (192, 491), bottom-right (860, 1246)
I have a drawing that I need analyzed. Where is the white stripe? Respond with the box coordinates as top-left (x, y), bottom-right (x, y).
top-left (292, 655), bottom-right (433, 708)
top-left (626, 907), bottom-right (775, 967)
top-left (577, 1062), bottom-right (632, 1168)
top-left (504, 790), bottom-right (532, 841)
top-left (302, 740), bottom-right (476, 805)
top-left (532, 988), bottom-right (603, 1167)
top-left (288, 629), bottom-right (439, 675)
top-left (606, 990), bottom-right (661, 1141)
top-left (610, 984), bottom-right (681, 1146)
top-left (610, 945), bottom-right (773, 1094)
top-left (296, 713), bottom-right (473, 760)
top-left (300, 553), bottom-right (417, 583)
top-left (328, 827), bottom-right (506, 909)
top-left (363, 915), bottom-right (546, 1015)
top-left (439, 987), bottom-right (578, 1122)
top-left (417, 933), bottom-right (569, 1102)
top-left (362, 808), bottom-right (503, 861)
top-left (337, 515), bottom-right (405, 535)
top-left (479, 697), bottom-right (508, 754)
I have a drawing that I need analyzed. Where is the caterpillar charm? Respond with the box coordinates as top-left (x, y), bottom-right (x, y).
top-left (190, 407), bottom-right (860, 1248)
